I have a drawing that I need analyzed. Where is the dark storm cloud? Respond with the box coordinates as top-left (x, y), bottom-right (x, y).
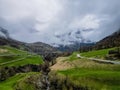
top-left (0, 0), bottom-right (120, 44)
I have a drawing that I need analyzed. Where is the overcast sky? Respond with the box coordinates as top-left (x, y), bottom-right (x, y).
top-left (0, 0), bottom-right (120, 45)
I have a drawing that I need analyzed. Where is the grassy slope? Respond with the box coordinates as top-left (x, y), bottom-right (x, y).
top-left (0, 46), bottom-right (28, 54)
top-left (0, 72), bottom-right (39, 90)
top-left (0, 46), bottom-right (43, 67)
top-left (81, 48), bottom-right (115, 58)
top-left (56, 58), bottom-right (120, 90)
top-left (58, 68), bottom-right (120, 90)
top-left (2, 55), bottom-right (43, 67)
top-left (0, 46), bottom-right (43, 90)
top-left (52, 48), bottom-right (120, 90)
top-left (68, 48), bottom-right (115, 61)
top-left (68, 52), bottom-right (80, 61)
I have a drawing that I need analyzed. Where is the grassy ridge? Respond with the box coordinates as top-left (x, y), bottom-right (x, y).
top-left (56, 59), bottom-right (120, 90)
top-left (0, 46), bottom-right (43, 90)
top-left (68, 52), bottom-right (80, 61)
top-left (0, 46), bottom-right (28, 54)
top-left (81, 48), bottom-right (115, 58)
top-left (0, 46), bottom-right (43, 67)
top-left (0, 72), bottom-right (39, 90)
top-left (51, 48), bottom-right (120, 90)
top-left (68, 48), bottom-right (115, 61)
top-left (57, 68), bottom-right (120, 90)
top-left (1, 55), bottom-right (43, 67)
top-left (0, 55), bottom-right (22, 63)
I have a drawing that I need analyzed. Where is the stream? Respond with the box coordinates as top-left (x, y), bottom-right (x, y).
top-left (44, 75), bottom-right (50, 90)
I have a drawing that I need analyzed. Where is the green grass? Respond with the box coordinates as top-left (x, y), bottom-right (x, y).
top-left (57, 67), bottom-right (120, 90)
top-left (0, 55), bottom-right (22, 63)
top-left (81, 48), bottom-right (115, 58)
top-left (51, 50), bottom-right (120, 90)
top-left (0, 46), bottom-right (43, 90)
top-left (0, 46), bottom-right (29, 55)
top-left (2, 55), bottom-right (43, 67)
top-left (67, 48), bottom-right (115, 61)
top-left (0, 46), bottom-right (43, 67)
top-left (67, 52), bottom-right (80, 61)
top-left (0, 72), bottom-right (39, 90)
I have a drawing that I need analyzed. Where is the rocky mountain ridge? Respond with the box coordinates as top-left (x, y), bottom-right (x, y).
top-left (94, 29), bottom-right (120, 49)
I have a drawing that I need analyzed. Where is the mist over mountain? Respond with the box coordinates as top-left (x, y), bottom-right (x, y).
top-left (52, 29), bottom-right (93, 47)
top-left (0, 0), bottom-right (120, 45)
top-left (0, 27), bottom-right (10, 39)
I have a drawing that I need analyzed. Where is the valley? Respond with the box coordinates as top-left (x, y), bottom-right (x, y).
top-left (0, 45), bottom-right (120, 90)
top-left (0, 0), bottom-right (120, 89)
top-left (49, 50), bottom-right (120, 90)
top-left (0, 27), bottom-right (120, 90)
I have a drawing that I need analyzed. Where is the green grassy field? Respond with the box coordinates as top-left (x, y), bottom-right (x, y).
top-left (81, 48), bottom-right (115, 58)
top-left (50, 47), bottom-right (120, 90)
top-left (0, 46), bottom-right (43, 67)
top-left (68, 48), bottom-right (115, 61)
top-left (1, 55), bottom-right (43, 67)
top-left (57, 67), bottom-right (120, 90)
top-left (54, 58), bottom-right (120, 90)
top-left (0, 46), bottom-right (43, 90)
top-left (0, 46), bottom-right (29, 55)
top-left (1, 46), bottom-right (120, 90)
top-left (0, 72), bottom-right (39, 90)
top-left (68, 52), bottom-right (80, 61)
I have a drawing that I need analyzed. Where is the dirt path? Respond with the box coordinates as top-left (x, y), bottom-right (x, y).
top-left (77, 54), bottom-right (120, 64)
top-left (88, 58), bottom-right (120, 64)
top-left (0, 55), bottom-right (31, 66)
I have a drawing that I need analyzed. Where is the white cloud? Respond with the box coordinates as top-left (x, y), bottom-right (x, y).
top-left (0, 0), bottom-right (119, 45)
top-left (0, 0), bottom-right (62, 30)
top-left (69, 14), bottom-right (101, 30)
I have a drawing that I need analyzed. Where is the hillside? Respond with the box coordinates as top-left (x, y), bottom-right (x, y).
top-left (94, 29), bottom-right (120, 49)
top-left (0, 27), bottom-right (60, 57)
top-left (26, 42), bottom-right (60, 57)
top-left (57, 42), bottom-right (94, 52)
top-left (49, 48), bottom-right (120, 90)
top-left (0, 46), bottom-right (43, 67)
top-left (0, 72), bottom-right (40, 90)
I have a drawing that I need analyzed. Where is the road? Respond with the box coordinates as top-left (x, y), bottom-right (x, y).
top-left (77, 54), bottom-right (120, 65)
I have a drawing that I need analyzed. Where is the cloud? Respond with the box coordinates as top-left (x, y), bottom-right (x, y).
top-left (0, 0), bottom-right (120, 45)
top-left (69, 14), bottom-right (101, 30)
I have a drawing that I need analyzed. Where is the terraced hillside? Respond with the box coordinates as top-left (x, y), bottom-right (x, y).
top-left (68, 47), bottom-right (119, 60)
top-left (0, 46), bottom-right (43, 67)
top-left (50, 48), bottom-right (120, 90)
top-left (0, 46), bottom-right (43, 90)
top-left (0, 72), bottom-right (40, 90)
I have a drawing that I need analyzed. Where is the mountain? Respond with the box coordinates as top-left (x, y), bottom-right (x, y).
top-left (94, 29), bottom-right (120, 49)
top-left (0, 27), bottom-right (10, 38)
top-left (25, 42), bottom-right (60, 56)
top-left (56, 42), bottom-right (94, 52)
top-left (54, 29), bottom-right (92, 46)
top-left (0, 27), bottom-right (60, 57)
top-left (0, 27), bottom-right (25, 48)
top-left (53, 29), bottom-right (94, 52)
